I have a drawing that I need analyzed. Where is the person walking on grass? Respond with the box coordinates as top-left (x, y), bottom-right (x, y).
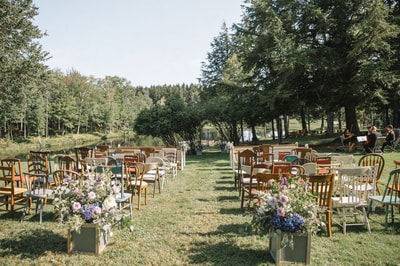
top-left (381, 125), bottom-right (395, 152)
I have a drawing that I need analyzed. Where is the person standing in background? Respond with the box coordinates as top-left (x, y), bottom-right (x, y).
top-left (381, 125), bottom-right (395, 152)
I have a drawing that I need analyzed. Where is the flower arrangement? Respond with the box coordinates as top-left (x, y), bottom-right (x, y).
top-left (252, 176), bottom-right (322, 237)
top-left (53, 172), bottom-right (122, 232)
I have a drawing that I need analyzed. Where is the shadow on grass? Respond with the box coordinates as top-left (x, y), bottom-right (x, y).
top-left (214, 186), bottom-right (236, 192)
top-left (216, 195), bottom-right (238, 202)
top-left (182, 223), bottom-right (252, 237)
top-left (220, 176), bottom-right (232, 180)
top-left (188, 240), bottom-right (269, 265)
top-left (215, 180), bottom-right (233, 185)
top-left (0, 229), bottom-right (65, 259)
top-left (219, 208), bottom-right (243, 215)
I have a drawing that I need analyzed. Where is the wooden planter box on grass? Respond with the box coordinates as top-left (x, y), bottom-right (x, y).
top-left (67, 224), bottom-right (109, 255)
top-left (269, 231), bottom-right (311, 265)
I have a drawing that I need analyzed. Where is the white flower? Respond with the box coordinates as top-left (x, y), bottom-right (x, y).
top-left (88, 191), bottom-right (96, 200)
top-left (103, 196), bottom-right (117, 210)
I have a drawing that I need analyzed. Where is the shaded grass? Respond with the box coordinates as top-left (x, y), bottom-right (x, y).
top-left (0, 151), bottom-right (399, 265)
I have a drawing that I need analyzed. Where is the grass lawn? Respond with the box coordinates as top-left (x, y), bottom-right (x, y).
top-left (0, 151), bottom-right (400, 265)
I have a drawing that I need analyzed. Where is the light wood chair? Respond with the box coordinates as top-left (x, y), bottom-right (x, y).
top-left (0, 165), bottom-right (26, 212)
top-left (308, 174), bottom-right (334, 237)
top-left (1, 158), bottom-right (24, 187)
top-left (358, 154), bottom-right (385, 194)
top-left (127, 162), bottom-right (148, 210)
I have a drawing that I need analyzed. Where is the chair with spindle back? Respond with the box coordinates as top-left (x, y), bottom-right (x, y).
top-left (96, 145), bottom-right (109, 153)
top-left (30, 151), bottom-right (52, 174)
top-left (142, 162), bottom-right (162, 197)
top-left (146, 157), bottom-right (168, 189)
top-left (141, 147), bottom-right (155, 158)
top-left (1, 158), bottom-right (24, 187)
top-left (333, 167), bottom-right (375, 233)
top-left (369, 169), bottom-right (400, 229)
top-left (124, 155), bottom-right (140, 176)
top-left (242, 173), bottom-right (281, 207)
top-left (52, 170), bottom-right (82, 187)
top-left (58, 155), bottom-right (76, 171)
top-left (162, 148), bottom-right (178, 178)
top-left (308, 174), bottom-right (334, 237)
top-left (292, 147), bottom-right (312, 161)
top-left (358, 154), bottom-right (385, 194)
top-left (238, 150), bottom-right (258, 209)
top-left (127, 162), bottom-right (148, 210)
top-left (0, 165), bottom-right (26, 211)
top-left (272, 162), bottom-right (291, 175)
top-left (260, 144), bottom-right (274, 162)
top-left (27, 153), bottom-right (50, 184)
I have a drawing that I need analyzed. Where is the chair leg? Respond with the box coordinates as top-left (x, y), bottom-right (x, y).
top-left (158, 179), bottom-right (161, 193)
top-left (39, 199), bottom-right (43, 223)
top-left (153, 182), bottom-right (156, 198)
top-left (144, 188), bottom-right (147, 205)
top-left (362, 207), bottom-right (371, 233)
top-left (325, 211), bottom-right (332, 237)
top-left (137, 190), bottom-right (141, 210)
top-left (384, 205), bottom-right (389, 230)
top-left (129, 197), bottom-right (133, 219)
top-left (240, 188), bottom-right (245, 209)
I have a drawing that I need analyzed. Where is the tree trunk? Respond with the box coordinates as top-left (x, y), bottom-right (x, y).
top-left (327, 112), bottom-right (334, 134)
top-left (240, 120), bottom-right (244, 143)
top-left (300, 107), bottom-right (308, 134)
top-left (307, 114), bottom-right (311, 133)
top-left (251, 125), bottom-right (258, 144)
top-left (271, 120), bottom-right (276, 140)
top-left (320, 115), bottom-right (325, 134)
top-left (393, 103), bottom-right (400, 128)
top-left (277, 117), bottom-right (283, 143)
top-left (345, 104), bottom-right (360, 133)
top-left (283, 115), bottom-right (289, 139)
top-left (338, 109), bottom-right (342, 132)
top-left (384, 107), bottom-right (390, 126)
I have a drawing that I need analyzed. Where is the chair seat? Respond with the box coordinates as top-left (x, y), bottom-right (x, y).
top-left (26, 188), bottom-right (54, 199)
top-left (115, 193), bottom-right (132, 202)
top-left (143, 174), bottom-right (157, 181)
top-left (241, 177), bottom-right (258, 185)
top-left (130, 181), bottom-right (148, 187)
top-left (345, 184), bottom-right (375, 191)
top-left (369, 195), bottom-right (400, 205)
top-left (332, 196), bottom-right (365, 206)
top-left (0, 187), bottom-right (27, 195)
top-left (147, 169), bottom-right (166, 176)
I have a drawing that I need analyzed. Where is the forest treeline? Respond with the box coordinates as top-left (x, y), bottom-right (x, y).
top-left (2, 0), bottom-right (400, 147)
top-left (0, 0), bottom-right (199, 141)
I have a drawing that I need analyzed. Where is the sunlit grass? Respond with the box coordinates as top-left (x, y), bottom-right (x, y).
top-left (0, 151), bottom-right (399, 264)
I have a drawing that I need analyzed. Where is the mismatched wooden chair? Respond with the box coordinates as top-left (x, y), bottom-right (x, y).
top-left (58, 155), bottom-right (76, 171)
top-left (260, 144), bottom-right (274, 162)
top-left (242, 173), bottom-right (281, 208)
top-left (0, 165), bottom-right (27, 212)
top-left (358, 154), bottom-right (385, 194)
top-left (1, 158), bottom-right (24, 187)
top-left (308, 174), bottom-right (334, 237)
top-left (127, 162), bottom-right (148, 210)
top-left (272, 163), bottom-right (291, 174)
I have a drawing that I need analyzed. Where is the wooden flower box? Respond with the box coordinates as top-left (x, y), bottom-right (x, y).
top-left (67, 224), bottom-right (109, 255)
top-left (269, 231), bottom-right (311, 265)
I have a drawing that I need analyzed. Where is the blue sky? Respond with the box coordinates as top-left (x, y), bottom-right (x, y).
top-left (34, 0), bottom-right (243, 86)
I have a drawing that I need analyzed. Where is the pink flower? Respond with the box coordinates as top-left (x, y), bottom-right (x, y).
top-left (88, 191), bottom-right (96, 200)
top-left (279, 195), bottom-right (289, 205)
top-left (72, 202), bottom-right (81, 212)
top-left (277, 207), bottom-right (286, 217)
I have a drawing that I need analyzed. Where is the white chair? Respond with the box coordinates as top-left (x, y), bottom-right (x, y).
top-left (142, 163), bottom-right (162, 197)
top-left (332, 167), bottom-right (375, 234)
top-left (303, 162), bottom-right (318, 176)
top-left (162, 148), bottom-right (178, 178)
top-left (146, 157), bottom-right (168, 189)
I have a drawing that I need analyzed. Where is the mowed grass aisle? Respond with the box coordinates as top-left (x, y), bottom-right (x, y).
top-left (0, 151), bottom-right (400, 264)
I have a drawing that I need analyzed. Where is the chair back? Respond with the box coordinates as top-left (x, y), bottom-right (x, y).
top-left (76, 147), bottom-right (93, 159)
top-left (260, 144), bottom-right (274, 162)
top-left (358, 154), bottom-right (385, 182)
top-left (53, 170), bottom-right (82, 186)
top-left (58, 155), bottom-right (76, 171)
top-left (283, 155), bottom-right (299, 164)
top-left (304, 151), bottom-right (317, 163)
top-left (272, 162), bottom-right (291, 174)
top-left (337, 167), bottom-right (375, 204)
top-left (146, 157), bottom-right (165, 167)
top-left (254, 173), bottom-right (280, 192)
top-left (1, 158), bottom-right (23, 184)
top-left (141, 147), bottom-right (156, 158)
top-left (96, 145), bottom-right (109, 153)
top-left (308, 174), bottom-right (334, 209)
top-left (163, 148), bottom-right (177, 163)
top-left (303, 162), bottom-right (318, 176)
top-left (252, 163), bottom-right (271, 175)
top-left (331, 155), bottom-right (355, 167)
top-left (238, 149), bottom-right (256, 175)
top-left (0, 165), bottom-right (16, 194)
top-left (291, 165), bottom-right (305, 175)
top-left (278, 151), bottom-right (291, 161)
top-left (381, 169), bottom-right (400, 205)
top-left (292, 148), bottom-right (312, 159)
top-left (27, 153), bottom-right (49, 176)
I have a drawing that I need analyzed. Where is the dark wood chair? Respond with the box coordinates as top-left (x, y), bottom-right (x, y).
top-left (58, 155), bottom-right (76, 171)
top-left (308, 174), bottom-right (334, 237)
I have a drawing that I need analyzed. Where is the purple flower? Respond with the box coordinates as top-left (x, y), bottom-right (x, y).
top-left (72, 202), bottom-right (81, 212)
top-left (82, 204), bottom-right (97, 222)
top-left (280, 176), bottom-right (288, 188)
top-left (279, 195), bottom-right (289, 205)
top-left (277, 207), bottom-right (286, 217)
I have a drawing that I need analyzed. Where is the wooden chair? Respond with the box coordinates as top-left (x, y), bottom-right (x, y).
top-left (260, 144), bottom-right (274, 162)
top-left (127, 162), bottom-right (148, 210)
top-left (272, 163), bottom-right (291, 174)
top-left (358, 154), bottom-right (385, 194)
top-left (146, 157), bottom-right (168, 189)
top-left (1, 158), bottom-right (24, 187)
top-left (368, 169), bottom-right (400, 229)
top-left (242, 173), bottom-right (281, 208)
top-left (292, 148), bottom-right (312, 160)
top-left (141, 147), bottom-right (155, 158)
top-left (142, 163), bottom-right (162, 197)
top-left (0, 165), bottom-right (26, 211)
top-left (96, 145), bottom-right (109, 153)
top-left (291, 165), bottom-right (305, 175)
top-left (278, 151), bottom-right (291, 161)
top-left (238, 149), bottom-right (256, 190)
top-left (162, 148), bottom-right (178, 178)
top-left (30, 151), bottom-right (52, 173)
top-left (308, 174), bottom-right (334, 237)
top-left (303, 163), bottom-right (318, 176)
top-left (124, 155), bottom-right (140, 175)
top-left (26, 153), bottom-right (50, 184)
top-left (58, 155), bottom-right (76, 171)
top-left (53, 170), bottom-right (82, 186)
